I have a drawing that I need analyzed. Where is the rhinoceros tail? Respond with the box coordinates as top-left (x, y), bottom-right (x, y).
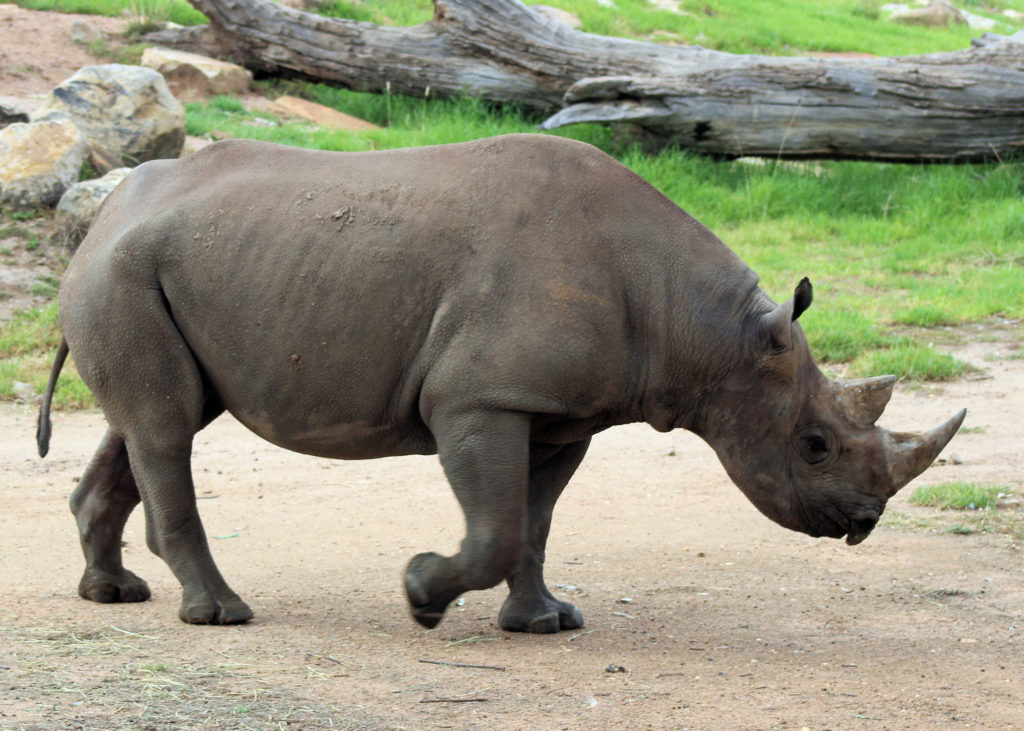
top-left (37, 338), bottom-right (69, 458)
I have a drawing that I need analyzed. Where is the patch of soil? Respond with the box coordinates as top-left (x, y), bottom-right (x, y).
top-left (0, 4), bottom-right (128, 106)
top-left (1, 337), bottom-right (1022, 729)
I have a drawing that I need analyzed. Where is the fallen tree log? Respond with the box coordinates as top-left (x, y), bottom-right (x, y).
top-left (540, 33), bottom-right (1024, 161)
top-left (158, 0), bottom-right (1024, 161)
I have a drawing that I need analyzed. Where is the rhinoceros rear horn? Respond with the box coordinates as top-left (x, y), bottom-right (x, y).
top-left (835, 375), bottom-right (898, 427)
top-left (884, 408), bottom-right (967, 496)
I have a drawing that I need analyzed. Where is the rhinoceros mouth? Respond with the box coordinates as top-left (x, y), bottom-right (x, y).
top-left (845, 515), bottom-right (879, 545)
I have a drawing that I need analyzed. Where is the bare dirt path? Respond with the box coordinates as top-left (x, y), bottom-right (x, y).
top-left (1, 334), bottom-right (1021, 729)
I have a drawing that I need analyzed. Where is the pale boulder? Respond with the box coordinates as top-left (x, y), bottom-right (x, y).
top-left (886, 0), bottom-right (966, 27)
top-left (0, 119), bottom-right (90, 208)
top-left (56, 167), bottom-right (132, 246)
top-left (68, 18), bottom-right (105, 44)
top-left (30, 64), bottom-right (185, 166)
top-left (1, 100), bottom-right (30, 127)
top-left (141, 47), bottom-right (253, 100)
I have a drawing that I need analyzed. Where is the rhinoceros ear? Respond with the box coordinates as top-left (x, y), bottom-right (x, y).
top-left (792, 277), bottom-right (813, 321)
top-left (761, 278), bottom-right (813, 350)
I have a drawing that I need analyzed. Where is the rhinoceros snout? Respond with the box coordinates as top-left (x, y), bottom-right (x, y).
top-left (845, 513), bottom-right (880, 545)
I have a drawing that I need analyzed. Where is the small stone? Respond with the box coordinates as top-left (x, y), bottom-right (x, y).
top-left (12, 381), bottom-right (35, 401)
top-left (69, 19), bottom-right (104, 44)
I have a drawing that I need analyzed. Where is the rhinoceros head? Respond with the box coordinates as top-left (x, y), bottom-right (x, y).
top-left (702, 278), bottom-right (965, 545)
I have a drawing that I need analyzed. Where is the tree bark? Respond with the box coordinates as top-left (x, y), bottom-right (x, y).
top-left (158, 0), bottom-right (1024, 161)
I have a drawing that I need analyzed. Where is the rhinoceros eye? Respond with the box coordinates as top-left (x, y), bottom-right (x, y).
top-left (795, 426), bottom-right (834, 464)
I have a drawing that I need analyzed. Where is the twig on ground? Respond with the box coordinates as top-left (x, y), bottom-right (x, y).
top-left (419, 659), bottom-right (505, 671)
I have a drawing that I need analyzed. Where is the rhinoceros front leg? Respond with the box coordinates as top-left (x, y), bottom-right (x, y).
top-left (70, 427), bottom-right (150, 604)
top-left (404, 409), bottom-right (531, 629)
top-left (498, 439), bottom-right (589, 633)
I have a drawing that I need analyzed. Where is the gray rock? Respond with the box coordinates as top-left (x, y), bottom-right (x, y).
top-left (56, 166), bottom-right (132, 246)
top-left (0, 119), bottom-right (91, 208)
top-left (141, 47), bottom-right (253, 100)
top-left (1, 100), bottom-right (30, 127)
top-left (30, 64), bottom-right (185, 166)
top-left (69, 18), bottom-right (105, 44)
top-left (886, 0), bottom-right (966, 27)
top-left (958, 9), bottom-right (999, 30)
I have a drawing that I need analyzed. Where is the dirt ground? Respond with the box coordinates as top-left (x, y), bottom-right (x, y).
top-left (2, 335), bottom-right (1022, 730)
top-left (1, 6), bottom-right (1022, 729)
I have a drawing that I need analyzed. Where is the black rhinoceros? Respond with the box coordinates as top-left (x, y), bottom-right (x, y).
top-left (38, 134), bottom-right (964, 632)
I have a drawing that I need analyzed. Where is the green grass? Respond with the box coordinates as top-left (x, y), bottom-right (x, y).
top-left (886, 483), bottom-right (1024, 539)
top-left (288, 0), bottom-right (1024, 56)
top-left (5, 0), bottom-right (1024, 405)
top-left (7, 209), bottom-right (43, 221)
top-left (15, 0), bottom-right (205, 25)
top-left (16, 0), bottom-right (1024, 55)
top-left (847, 343), bottom-right (971, 380)
top-left (313, 0), bottom-right (433, 26)
top-left (530, 0), bottom-right (1024, 55)
top-left (0, 303), bottom-right (92, 408)
top-left (909, 482), bottom-right (1009, 511)
top-left (0, 225), bottom-right (33, 240)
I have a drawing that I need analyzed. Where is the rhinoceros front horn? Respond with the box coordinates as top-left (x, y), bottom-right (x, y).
top-left (883, 408), bottom-right (967, 496)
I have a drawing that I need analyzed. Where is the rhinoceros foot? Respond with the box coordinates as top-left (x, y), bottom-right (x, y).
top-left (404, 551), bottom-right (467, 629)
top-left (78, 568), bottom-right (151, 604)
top-left (498, 594), bottom-right (584, 634)
top-left (178, 591), bottom-right (253, 625)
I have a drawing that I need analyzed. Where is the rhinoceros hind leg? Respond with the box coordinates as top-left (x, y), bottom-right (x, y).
top-left (498, 439), bottom-right (590, 633)
top-left (70, 428), bottom-right (151, 605)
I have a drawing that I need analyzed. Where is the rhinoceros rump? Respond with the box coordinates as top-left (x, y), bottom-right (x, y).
top-left (38, 134), bottom-right (964, 632)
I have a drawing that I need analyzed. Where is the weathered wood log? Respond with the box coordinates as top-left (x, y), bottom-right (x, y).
top-left (159, 0), bottom-right (1024, 161)
top-left (541, 33), bottom-right (1024, 161)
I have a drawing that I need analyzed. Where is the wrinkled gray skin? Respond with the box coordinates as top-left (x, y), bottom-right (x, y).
top-left (38, 134), bottom-right (965, 632)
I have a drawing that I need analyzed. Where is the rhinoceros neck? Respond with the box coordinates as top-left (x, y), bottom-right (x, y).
top-left (632, 215), bottom-right (764, 435)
